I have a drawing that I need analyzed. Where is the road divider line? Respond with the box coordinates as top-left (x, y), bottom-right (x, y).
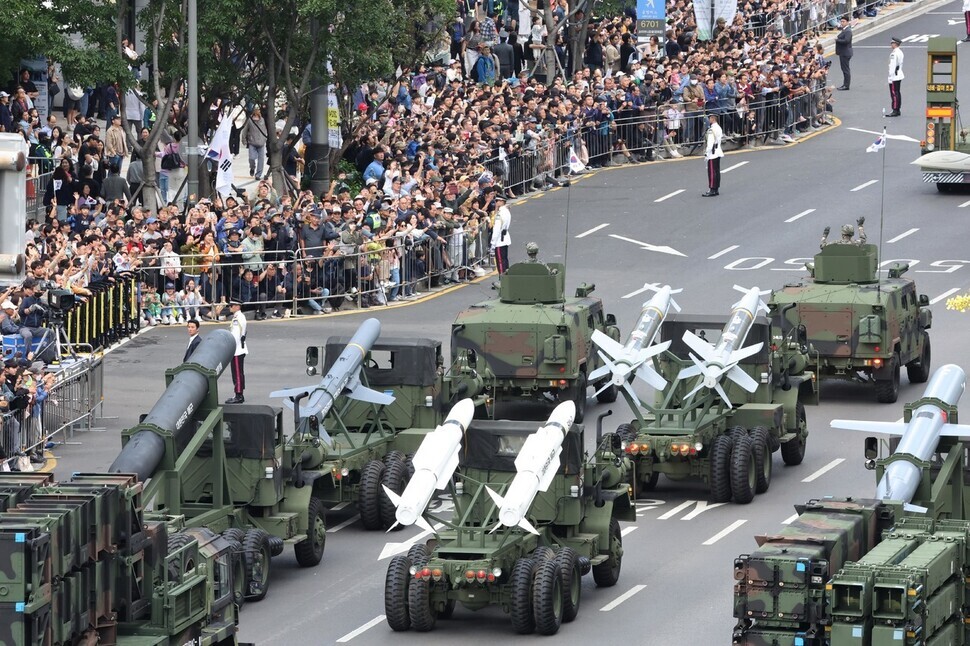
top-left (336, 615), bottom-right (386, 643)
top-left (576, 223), bottom-right (610, 238)
top-left (621, 526), bottom-right (638, 537)
top-left (782, 513), bottom-right (800, 525)
top-left (959, 199), bottom-right (970, 208)
top-left (802, 458), bottom-right (845, 483)
top-left (709, 245), bottom-right (739, 260)
top-left (655, 189), bottom-right (685, 202)
top-left (851, 180), bottom-right (879, 192)
top-left (887, 227), bottom-right (919, 243)
top-left (930, 288), bottom-right (961, 305)
top-left (703, 520), bottom-right (747, 545)
top-left (600, 584), bottom-right (647, 611)
top-left (722, 161), bottom-right (749, 173)
top-left (785, 209), bottom-right (816, 223)
top-left (657, 500), bottom-right (695, 520)
top-left (327, 515), bottom-right (360, 533)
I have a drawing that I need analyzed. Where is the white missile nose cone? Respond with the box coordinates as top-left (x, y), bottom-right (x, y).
top-left (449, 398), bottom-right (476, 428)
top-left (552, 400), bottom-right (576, 427)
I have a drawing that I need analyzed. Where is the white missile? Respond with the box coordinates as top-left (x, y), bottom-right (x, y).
top-left (485, 401), bottom-right (576, 535)
top-left (677, 285), bottom-right (771, 407)
top-left (381, 399), bottom-right (475, 533)
top-left (589, 284), bottom-right (682, 398)
top-left (831, 364), bottom-right (970, 510)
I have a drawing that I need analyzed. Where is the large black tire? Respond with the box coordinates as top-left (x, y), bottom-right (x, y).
top-left (876, 352), bottom-right (901, 404)
top-left (615, 423), bottom-right (637, 443)
top-left (221, 528), bottom-right (245, 545)
top-left (294, 497), bottom-right (326, 567)
top-left (731, 434), bottom-right (756, 504)
top-left (781, 403), bottom-right (807, 466)
top-left (709, 434), bottom-right (734, 503)
top-left (358, 459), bottom-right (385, 530)
top-left (242, 528), bottom-right (272, 601)
top-left (596, 381), bottom-right (619, 403)
top-left (572, 371), bottom-right (588, 423)
top-left (220, 529), bottom-right (247, 608)
top-left (532, 546), bottom-right (556, 562)
top-left (383, 450), bottom-right (407, 466)
top-left (384, 555), bottom-right (411, 632)
top-left (592, 517), bottom-right (622, 587)
top-left (729, 426), bottom-right (747, 445)
top-left (380, 457), bottom-right (409, 531)
top-left (750, 427), bottom-right (772, 495)
top-left (556, 547), bottom-right (582, 623)
top-left (166, 531), bottom-right (194, 582)
top-left (407, 543), bottom-right (429, 565)
top-left (907, 333), bottom-right (931, 384)
top-left (532, 557), bottom-right (564, 636)
top-left (408, 575), bottom-right (437, 632)
top-left (509, 558), bottom-right (537, 634)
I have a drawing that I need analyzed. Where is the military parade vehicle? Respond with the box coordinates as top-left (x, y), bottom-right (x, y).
top-left (732, 364), bottom-right (970, 646)
top-left (769, 225), bottom-right (932, 403)
top-left (382, 399), bottom-right (633, 635)
top-left (449, 243), bottom-right (622, 423)
top-left (593, 285), bottom-right (817, 504)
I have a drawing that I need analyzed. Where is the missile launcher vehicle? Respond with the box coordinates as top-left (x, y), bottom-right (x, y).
top-left (732, 364), bottom-right (970, 646)
top-left (769, 235), bottom-right (932, 404)
top-left (449, 243), bottom-right (622, 422)
top-left (382, 401), bottom-right (634, 635)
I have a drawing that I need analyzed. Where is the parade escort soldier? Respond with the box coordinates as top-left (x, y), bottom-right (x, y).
top-left (226, 299), bottom-right (248, 404)
top-left (491, 192), bottom-right (512, 274)
top-left (702, 113), bottom-right (724, 197)
top-left (887, 37), bottom-right (904, 117)
top-left (820, 216), bottom-right (867, 248)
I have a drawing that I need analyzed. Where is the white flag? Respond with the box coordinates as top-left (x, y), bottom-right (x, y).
top-left (206, 115), bottom-right (234, 198)
top-left (866, 132), bottom-right (886, 153)
top-left (568, 145), bottom-right (585, 173)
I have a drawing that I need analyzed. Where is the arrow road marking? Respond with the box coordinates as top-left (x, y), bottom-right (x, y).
top-left (622, 284), bottom-right (655, 299)
top-left (930, 288), bottom-right (960, 305)
top-left (959, 200), bottom-right (970, 207)
top-left (802, 458), bottom-right (845, 483)
top-left (785, 209), bottom-right (815, 223)
top-left (708, 245), bottom-right (739, 260)
top-left (887, 227), bottom-right (919, 243)
top-left (657, 500), bottom-right (695, 520)
top-left (846, 127), bottom-right (921, 143)
top-left (600, 584), bottom-right (647, 611)
top-left (621, 526), bottom-right (638, 537)
top-left (721, 161), bottom-right (749, 173)
top-left (703, 520), bottom-right (747, 545)
top-left (327, 515), bottom-right (360, 533)
top-left (654, 189), bottom-right (685, 202)
top-left (576, 223), bottom-right (610, 238)
top-left (851, 180), bottom-right (879, 192)
top-left (379, 523), bottom-right (445, 560)
top-left (609, 234), bottom-right (686, 257)
top-left (336, 615), bottom-right (385, 643)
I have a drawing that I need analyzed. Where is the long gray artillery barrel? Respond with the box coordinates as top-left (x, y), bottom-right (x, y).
top-left (831, 364), bottom-right (970, 505)
top-left (109, 330), bottom-right (236, 480)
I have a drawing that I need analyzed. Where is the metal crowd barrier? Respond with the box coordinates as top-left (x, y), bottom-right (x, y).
top-left (64, 276), bottom-right (140, 349)
top-left (26, 165), bottom-right (53, 221)
top-left (1, 356), bottom-right (103, 469)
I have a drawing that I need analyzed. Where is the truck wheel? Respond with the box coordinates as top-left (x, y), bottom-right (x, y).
top-left (380, 458), bottom-right (409, 531)
top-left (242, 528), bottom-right (273, 601)
top-left (385, 555), bottom-right (411, 631)
top-left (408, 576), bottom-right (437, 632)
top-left (509, 558), bottom-right (537, 634)
top-left (906, 333), bottom-right (931, 384)
top-left (615, 423), bottom-right (637, 443)
top-left (358, 459), bottom-right (385, 530)
top-left (556, 547), bottom-right (582, 623)
top-left (532, 557), bottom-right (564, 635)
top-left (572, 371), bottom-right (588, 423)
top-left (639, 470), bottom-right (660, 492)
top-left (750, 427), bottom-right (772, 494)
top-left (592, 517), bottom-right (622, 587)
top-left (781, 403), bottom-right (807, 466)
top-left (220, 529), bottom-right (247, 607)
top-left (407, 543), bottom-right (429, 566)
top-left (596, 381), bottom-right (619, 403)
top-left (730, 434), bottom-right (756, 504)
top-left (875, 352), bottom-right (900, 404)
top-left (294, 497), bottom-right (326, 567)
top-left (383, 450), bottom-right (407, 466)
top-left (221, 528), bottom-right (245, 545)
top-left (709, 434), bottom-right (734, 503)
top-left (532, 546), bottom-right (556, 562)
top-left (729, 426), bottom-right (747, 445)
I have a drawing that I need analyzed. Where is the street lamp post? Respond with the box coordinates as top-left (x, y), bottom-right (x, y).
top-left (187, 0), bottom-right (199, 205)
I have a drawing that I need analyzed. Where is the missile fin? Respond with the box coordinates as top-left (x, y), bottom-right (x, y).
top-left (684, 380), bottom-right (705, 400)
top-left (517, 518), bottom-right (540, 535)
top-left (588, 362), bottom-right (611, 384)
top-left (348, 383), bottom-right (396, 405)
top-left (830, 420), bottom-right (909, 435)
top-left (593, 380), bottom-right (614, 397)
top-left (642, 340), bottom-right (672, 359)
top-left (636, 363), bottom-right (668, 391)
top-left (729, 343), bottom-right (765, 363)
top-left (682, 330), bottom-right (716, 363)
top-left (591, 329), bottom-right (626, 358)
top-left (727, 364), bottom-right (759, 393)
top-left (678, 353), bottom-right (708, 381)
top-left (714, 382), bottom-right (733, 409)
top-left (385, 521), bottom-right (400, 533)
top-left (382, 484), bottom-right (402, 508)
top-left (414, 515), bottom-right (435, 535)
top-left (903, 503), bottom-right (929, 514)
top-left (269, 385), bottom-right (314, 400)
top-left (622, 381), bottom-right (640, 405)
top-left (485, 485), bottom-right (505, 508)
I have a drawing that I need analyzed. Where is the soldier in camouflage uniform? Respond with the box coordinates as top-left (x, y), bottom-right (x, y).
top-left (820, 216), bottom-right (866, 249)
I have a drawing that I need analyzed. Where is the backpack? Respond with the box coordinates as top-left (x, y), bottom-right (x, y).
top-left (161, 147), bottom-right (184, 170)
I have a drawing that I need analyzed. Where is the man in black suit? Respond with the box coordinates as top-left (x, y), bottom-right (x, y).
top-left (835, 17), bottom-right (853, 90)
top-left (183, 319), bottom-right (201, 362)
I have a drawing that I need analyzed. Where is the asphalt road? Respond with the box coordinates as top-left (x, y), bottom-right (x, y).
top-left (52, 4), bottom-right (970, 644)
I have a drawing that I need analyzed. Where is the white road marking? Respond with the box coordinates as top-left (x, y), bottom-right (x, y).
top-left (621, 526), bottom-right (638, 537)
top-left (785, 209), bottom-right (816, 223)
top-left (576, 223), bottom-right (610, 238)
top-left (622, 284), bottom-right (655, 299)
top-left (959, 199), bottom-right (970, 208)
top-left (851, 180), bottom-right (879, 192)
top-left (708, 245), bottom-right (739, 260)
top-left (379, 523), bottom-right (445, 560)
top-left (887, 228), bottom-right (919, 243)
top-left (609, 234), bottom-right (686, 257)
top-left (930, 288), bottom-right (961, 305)
top-left (331, 502), bottom-right (350, 511)
top-left (600, 584), bottom-right (647, 611)
top-left (655, 189), bottom-right (685, 202)
top-left (327, 515), bottom-right (360, 533)
top-left (846, 127), bottom-right (920, 143)
top-left (703, 520), bottom-right (748, 545)
top-left (782, 513), bottom-right (800, 525)
top-left (802, 458), bottom-right (846, 483)
top-left (657, 500), bottom-right (695, 520)
top-left (336, 615), bottom-right (386, 643)
top-left (681, 501), bottom-right (727, 520)
top-left (722, 161), bottom-right (749, 173)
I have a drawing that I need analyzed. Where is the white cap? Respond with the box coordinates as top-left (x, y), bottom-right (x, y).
top-left (1, 300), bottom-right (15, 310)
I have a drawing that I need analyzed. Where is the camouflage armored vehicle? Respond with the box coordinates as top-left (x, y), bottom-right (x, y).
top-left (770, 224), bottom-right (932, 403)
top-left (450, 243), bottom-right (622, 422)
top-left (384, 404), bottom-right (634, 635)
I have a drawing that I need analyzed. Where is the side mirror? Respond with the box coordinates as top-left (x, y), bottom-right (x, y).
top-left (864, 436), bottom-right (878, 460)
top-left (918, 294), bottom-right (929, 307)
top-left (305, 346), bottom-right (319, 374)
top-left (605, 313), bottom-right (617, 327)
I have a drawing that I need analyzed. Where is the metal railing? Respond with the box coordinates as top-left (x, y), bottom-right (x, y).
top-left (27, 164), bottom-right (53, 221)
top-left (744, 0), bottom-right (889, 41)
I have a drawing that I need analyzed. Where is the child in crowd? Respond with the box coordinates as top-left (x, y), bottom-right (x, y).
top-left (140, 283), bottom-right (161, 326)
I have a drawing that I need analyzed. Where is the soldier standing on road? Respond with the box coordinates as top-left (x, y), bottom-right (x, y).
top-left (702, 113), bottom-right (724, 197)
top-left (491, 192), bottom-right (512, 274)
top-left (836, 17), bottom-right (853, 91)
top-left (226, 299), bottom-right (248, 404)
top-left (887, 37), bottom-right (904, 117)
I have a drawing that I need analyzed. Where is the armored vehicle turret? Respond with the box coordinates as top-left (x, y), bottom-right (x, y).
top-left (769, 229), bottom-right (932, 403)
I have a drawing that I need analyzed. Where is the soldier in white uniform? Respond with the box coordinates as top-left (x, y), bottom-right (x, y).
top-left (702, 113), bottom-right (724, 197)
top-left (226, 299), bottom-right (248, 404)
top-left (490, 192), bottom-right (512, 274)
top-left (887, 37), bottom-right (904, 117)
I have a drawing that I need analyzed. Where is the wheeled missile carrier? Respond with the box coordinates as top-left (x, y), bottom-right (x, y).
top-left (382, 401), bottom-right (634, 635)
top-left (770, 237), bottom-right (932, 403)
top-left (449, 243), bottom-right (622, 422)
top-left (732, 364), bottom-right (970, 645)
